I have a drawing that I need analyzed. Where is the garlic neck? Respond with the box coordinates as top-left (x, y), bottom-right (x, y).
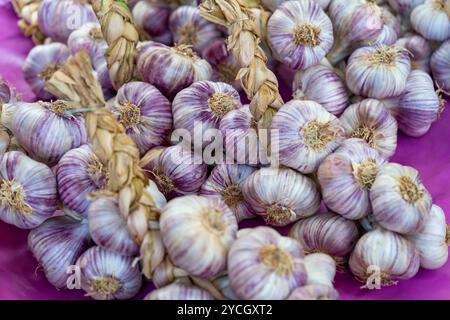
top-left (0, 179), bottom-right (32, 214)
top-left (203, 207), bottom-right (226, 234)
top-left (89, 277), bottom-right (122, 296)
top-left (293, 23), bottom-right (321, 47)
top-left (368, 46), bottom-right (399, 65)
top-left (155, 173), bottom-right (175, 194)
top-left (220, 184), bottom-right (244, 208)
top-left (354, 158), bottom-right (378, 189)
top-left (259, 244), bottom-right (294, 275)
top-left (173, 44), bottom-right (198, 60)
top-left (118, 101), bottom-right (141, 129)
top-left (208, 93), bottom-right (236, 118)
top-left (397, 176), bottom-right (424, 203)
top-left (350, 125), bottom-right (376, 147)
top-left (265, 204), bottom-right (296, 225)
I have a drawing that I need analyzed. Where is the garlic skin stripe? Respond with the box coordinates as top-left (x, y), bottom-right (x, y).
top-left (145, 282), bottom-right (214, 300)
top-left (411, 0), bottom-right (450, 41)
top-left (431, 40), bottom-right (450, 92)
top-left (132, 1), bottom-right (172, 45)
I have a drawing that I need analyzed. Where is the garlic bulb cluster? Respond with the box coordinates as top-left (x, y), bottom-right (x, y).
top-left (267, 0), bottom-right (334, 70)
top-left (28, 215), bottom-right (91, 289)
top-left (228, 227), bottom-right (307, 300)
top-left (23, 43), bottom-right (70, 100)
top-left (132, 1), bottom-right (172, 45)
top-left (304, 253), bottom-right (337, 287)
top-left (0, 151), bottom-right (57, 229)
top-left (242, 167), bottom-right (321, 226)
top-left (431, 40), bottom-right (450, 92)
top-left (270, 100), bottom-right (345, 174)
top-left (287, 284), bottom-right (339, 300)
top-left (200, 164), bottom-right (257, 222)
top-left (318, 139), bottom-right (386, 219)
top-left (160, 195), bottom-right (238, 278)
top-left (109, 81), bottom-right (172, 155)
top-left (411, 0), bottom-right (450, 41)
top-left (340, 99), bottom-right (398, 159)
top-left (370, 163), bottom-right (432, 235)
top-left (145, 282), bottom-right (214, 300)
top-left (136, 41), bottom-right (212, 99)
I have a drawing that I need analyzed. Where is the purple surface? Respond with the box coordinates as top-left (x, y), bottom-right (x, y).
top-left (0, 2), bottom-right (449, 300)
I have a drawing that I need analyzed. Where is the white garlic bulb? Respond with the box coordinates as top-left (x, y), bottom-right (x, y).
top-left (304, 253), bottom-right (336, 287)
top-left (411, 0), bottom-right (450, 41)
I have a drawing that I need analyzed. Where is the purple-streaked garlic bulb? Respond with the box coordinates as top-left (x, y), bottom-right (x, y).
top-left (76, 246), bottom-right (142, 300)
top-left (56, 145), bottom-right (108, 214)
top-left (406, 204), bottom-right (449, 270)
top-left (349, 228), bottom-right (420, 286)
top-left (396, 35), bottom-right (432, 72)
top-left (289, 213), bottom-right (360, 266)
top-left (136, 41), bottom-right (212, 99)
top-left (160, 195), bottom-right (238, 278)
top-left (38, 0), bottom-right (97, 43)
top-left (262, 0), bottom-right (332, 11)
top-left (144, 282), bottom-right (214, 300)
top-left (366, 6), bottom-right (401, 46)
top-left (292, 64), bottom-right (350, 116)
top-left (200, 164), bottom-right (257, 222)
top-left (11, 101), bottom-right (87, 164)
top-left (109, 81), bottom-right (172, 155)
top-left (169, 6), bottom-right (221, 53)
top-left (172, 81), bottom-right (241, 148)
top-left (270, 100), bottom-right (345, 174)
top-left (140, 145), bottom-right (208, 199)
top-left (28, 215), bottom-right (91, 289)
top-left (339, 99), bottom-right (398, 159)
top-left (318, 139), bottom-right (386, 220)
top-left (228, 227), bottom-right (307, 300)
top-left (304, 253), bottom-right (336, 287)
top-left (242, 167), bottom-right (321, 226)
top-left (133, 1), bottom-right (172, 44)
top-left (431, 40), bottom-right (450, 92)
top-left (0, 151), bottom-right (57, 229)
top-left (370, 163), bottom-right (432, 235)
top-left (23, 43), bottom-right (70, 100)
top-left (267, 0), bottom-right (334, 70)
top-left (345, 45), bottom-right (411, 99)
top-left (383, 70), bottom-right (441, 137)
top-left (287, 284), bottom-right (339, 300)
top-left (411, 0), bottom-right (450, 41)
top-left (387, 0), bottom-right (425, 15)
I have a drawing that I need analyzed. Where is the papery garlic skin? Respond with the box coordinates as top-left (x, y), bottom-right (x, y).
top-left (228, 227), bottom-right (307, 300)
top-left (396, 35), bottom-right (432, 72)
top-left (262, 0), bottom-right (331, 11)
top-left (145, 282), bottom-right (214, 300)
top-left (0, 77), bottom-right (16, 106)
top-left (200, 164), bottom-right (257, 222)
top-left (292, 64), bottom-right (349, 116)
top-left (431, 40), bottom-right (450, 92)
top-left (339, 99), bottom-right (398, 158)
top-left (160, 195), bottom-right (238, 278)
top-left (11, 101), bottom-right (87, 164)
top-left (349, 228), bottom-right (420, 285)
top-left (28, 215), bottom-right (91, 289)
top-left (242, 167), bottom-right (321, 226)
top-left (346, 45), bottom-right (411, 99)
top-left (270, 100), bottom-right (345, 174)
top-left (411, 0), bottom-right (450, 41)
top-left (140, 229), bottom-right (166, 280)
top-left (0, 151), bottom-right (57, 229)
top-left (267, 0), bottom-right (334, 70)
top-left (367, 7), bottom-right (400, 46)
top-left (304, 253), bottom-right (336, 287)
top-left (287, 284), bottom-right (339, 300)
top-left (76, 246), bottom-right (142, 300)
top-left (109, 81), bottom-right (172, 155)
top-left (407, 205), bottom-right (449, 269)
top-left (23, 43), bottom-right (70, 100)
top-left (318, 139), bottom-right (386, 220)
top-left (133, 1), bottom-right (172, 43)
top-left (388, 0), bottom-right (425, 15)
top-left (212, 274), bottom-right (239, 300)
top-left (137, 41), bottom-right (212, 99)
top-left (370, 163), bottom-right (432, 235)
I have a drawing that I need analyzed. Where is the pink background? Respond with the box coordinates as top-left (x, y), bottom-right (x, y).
top-left (0, 2), bottom-right (449, 300)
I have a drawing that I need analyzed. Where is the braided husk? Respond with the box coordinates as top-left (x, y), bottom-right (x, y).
top-left (11, 0), bottom-right (45, 44)
top-left (199, 0), bottom-right (283, 122)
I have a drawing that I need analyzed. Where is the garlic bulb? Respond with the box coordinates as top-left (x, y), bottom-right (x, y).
top-left (346, 45), bottom-right (411, 99)
top-left (0, 77), bottom-right (16, 106)
top-left (228, 227), bottom-right (307, 300)
top-left (172, 81), bottom-right (241, 148)
top-left (145, 282), bottom-right (214, 300)
top-left (242, 167), bottom-right (321, 226)
top-left (76, 246), bottom-right (142, 300)
top-left (383, 70), bottom-right (441, 137)
top-left (270, 100), bottom-right (345, 174)
top-left (267, 0), bottom-right (334, 70)
top-left (160, 195), bottom-right (238, 278)
top-left (109, 81), bottom-right (172, 155)
top-left (411, 0), bottom-right (450, 41)
top-left (23, 43), bottom-right (70, 100)
top-left (262, 0), bottom-right (332, 11)
top-left (304, 253), bottom-right (336, 287)
top-left (133, 1), bottom-right (172, 44)
top-left (287, 284), bottom-right (339, 300)
top-left (407, 204), bottom-right (449, 269)
top-left (396, 35), bottom-right (432, 72)
top-left (38, 0), bottom-right (98, 43)
top-left (292, 64), bottom-right (350, 116)
top-left (318, 138), bottom-right (386, 219)
top-left (28, 215), bottom-right (91, 289)
top-left (200, 164), bottom-right (257, 222)
top-left (339, 99), bottom-right (398, 158)
top-left (0, 151), bottom-right (57, 229)
top-left (136, 41), bottom-right (212, 99)
top-left (289, 213), bottom-right (360, 265)
top-left (349, 228), bottom-right (420, 286)
top-left (56, 145), bottom-right (108, 214)
top-left (387, 0), bottom-right (424, 15)
top-left (11, 101), bottom-right (87, 164)
top-left (370, 163), bottom-right (432, 235)
top-left (140, 145), bottom-right (208, 199)
top-left (431, 40), bottom-right (450, 92)
top-left (169, 6), bottom-right (221, 53)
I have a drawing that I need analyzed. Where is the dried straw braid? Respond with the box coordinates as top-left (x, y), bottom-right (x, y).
top-left (199, 0), bottom-right (283, 121)
top-left (11, 0), bottom-right (46, 44)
